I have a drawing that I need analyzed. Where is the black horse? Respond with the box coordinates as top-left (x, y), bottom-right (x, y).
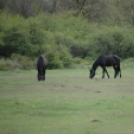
top-left (37, 55), bottom-right (47, 81)
top-left (89, 55), bottom-right (121, 79)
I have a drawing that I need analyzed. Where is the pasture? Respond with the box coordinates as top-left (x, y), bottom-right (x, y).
top-left (0, 67), bottom-right (134, 134)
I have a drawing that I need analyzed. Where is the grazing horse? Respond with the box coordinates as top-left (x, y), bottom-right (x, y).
top-left (37, 55), bottom-right (47, 81)
top-left (89, 55), bottom-right (121, 79)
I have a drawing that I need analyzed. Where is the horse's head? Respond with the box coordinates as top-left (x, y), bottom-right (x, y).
top-left (89, 69), bottom-right (95, 79)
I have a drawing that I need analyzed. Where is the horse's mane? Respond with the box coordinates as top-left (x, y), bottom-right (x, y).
top-left (92, 56), bottom-right (102, 70)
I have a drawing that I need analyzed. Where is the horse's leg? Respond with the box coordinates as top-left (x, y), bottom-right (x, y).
top-left (103, 67), bottom-right (110, 78)
top-left (105, 69), bottom-right (110, 78)
top-left (114, 65), bottom-right (121, 78)
top-left (101, 67), bottom-right (109, 78)
top-left (38, 69), bottom-right (41, 81)
top-left (113, 66), bottom-right (117, 78)
top-left (119, 66), bottom-right (121, 78)
top-left (42, 68), bottom-right (46, 81)
top-left (102, 69), bottom-right (105, 78)
top-left (116, 65), bottom-right (122, 78)
top-left (42, 70), bottom-right (45, 81)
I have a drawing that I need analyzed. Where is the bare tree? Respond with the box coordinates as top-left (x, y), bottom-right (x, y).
top-left (120, 0), bottom-right (134, 25)
top-left (43, 0), bottom-right (58, 14)
top-left (0, 0), bottom-right (7, 9)
top-left (34, 0), bottom-right (44, 15)
top-left (75, 0), bottom-right (87, 11)
top-left (7, 0), bottom-right (35, 18)
top-left (82, 0), bottom-right (113, 23)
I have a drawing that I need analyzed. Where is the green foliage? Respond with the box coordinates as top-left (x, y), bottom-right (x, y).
top-left (46, 51), bottom-right (63, 69)
top-left (0, 12), bottom-right (54, 57)
top-left (91, 26), bottom-right (134, 58)
top-left (0, 54), bottom-right (36, 71)
top-left (0, 8), bottom-right (134, 69)
top-left (46, 50), bottom-right (72, 69)
top-left (11, 54), bottom-right (36, 70)
top-left (0, 58), bottom-right (20, 71)
top-left (0, 59), bottom-right (7, 71)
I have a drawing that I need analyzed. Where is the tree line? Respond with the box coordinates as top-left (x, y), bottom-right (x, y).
top-left (1, 0), bottom-right (134, 25)
top-left (0, 0), bottom-right (134, 70)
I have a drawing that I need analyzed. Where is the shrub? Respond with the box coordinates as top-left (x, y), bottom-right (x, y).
top-left (0, 58), bottom-right (21, 71)
top-left (0, 58), bottom-right (7, 71)
top-left (45, 50), bottom-right (72, 69)
top-left (11, 54), bottom-right (36, 70)
top-left (91, 26), bottom-right (134, 58)
top-left (46, 52), bottom-right (63, 69)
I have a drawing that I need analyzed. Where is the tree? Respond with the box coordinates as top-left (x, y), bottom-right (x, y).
top-left (120, 0), bottom-right (134, 25)
top-left (75, 0), bottom-right (87, 11)
top-left (42, 0), bottom-right (58, 14)
top-left (6, 0), bottom-right (51, 17)
top-left (0, 0), bottom-right (7, 9)
top-left (82, 0), bottom-right (113, 23)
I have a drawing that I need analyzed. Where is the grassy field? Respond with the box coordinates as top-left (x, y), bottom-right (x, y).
top-left (0, 66), bottom-right (134, 134)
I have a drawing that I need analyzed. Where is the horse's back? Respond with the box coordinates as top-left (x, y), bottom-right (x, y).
top-left (102, 55), bottom-right (120, 66)
top-left (37, 55), bottom-right (47, 68)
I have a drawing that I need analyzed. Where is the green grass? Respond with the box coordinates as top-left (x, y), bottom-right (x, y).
top-left (0, 67), bottom-right (134, 134)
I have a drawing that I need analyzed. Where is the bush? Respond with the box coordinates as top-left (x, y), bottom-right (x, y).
top-left (73, 57), bottom-right (82, 64)
top-left (11, 54), bottom-right (36, 70)
top-left (91, 26), bottom-right (134, 58)
top-left (0, 58), bottom-right (20, 71)
top-left (46, 52), bottom-right (63, 69)
top-left (0, 59), bottom-right (7, 71)
top-left (46, 50), bottom-right (72, 69)
top-left (1, 11), bottom-right (134, 66)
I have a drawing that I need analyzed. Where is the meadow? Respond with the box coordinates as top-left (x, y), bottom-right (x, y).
top-left (0, 66), bottom-right (134, 134)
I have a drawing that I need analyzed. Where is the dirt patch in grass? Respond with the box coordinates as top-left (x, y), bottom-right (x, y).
top-left (91, 119), bottom-right (101, 123)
